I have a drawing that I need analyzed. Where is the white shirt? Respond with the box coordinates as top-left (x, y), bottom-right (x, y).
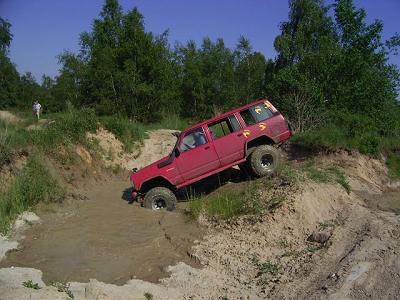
top-left (33, 103), bottom-right (41, 112)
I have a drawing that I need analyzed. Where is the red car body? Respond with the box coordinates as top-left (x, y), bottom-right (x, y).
top-left (130, 99), bottom-right (292, 201)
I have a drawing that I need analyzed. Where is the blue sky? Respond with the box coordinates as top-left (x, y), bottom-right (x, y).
top-left (1, 0), bottom-right (399, 82)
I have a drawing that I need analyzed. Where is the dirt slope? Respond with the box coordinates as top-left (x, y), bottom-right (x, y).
top-left (87, 128), bottom-right (177, 170)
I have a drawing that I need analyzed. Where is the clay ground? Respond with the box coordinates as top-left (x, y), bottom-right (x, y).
top-left (0, 116), bottom-right (399, 299)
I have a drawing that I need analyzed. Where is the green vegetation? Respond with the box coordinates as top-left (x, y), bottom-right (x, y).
top-left (22, 280), bottom-right (41, 290)
top-left (387, 153), bottom-right (400, 180)
top-left (143, 292), bottom-right (153, 300)
top-left (50, 282), bottom-right (74, 299)
top-left (188, 186), bottom-right (262, 221)
top-left (100, 116), bottom-right (148, 152)
top-left (0, 125), bottom-right (12, 168)
top-left (303, 164), bottom-right (351, 194)
top-left (0, 154), bottom-right (65, 233)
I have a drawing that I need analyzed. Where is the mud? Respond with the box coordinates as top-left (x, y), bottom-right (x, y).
top-left (0, 179), bottom-right (204, 285)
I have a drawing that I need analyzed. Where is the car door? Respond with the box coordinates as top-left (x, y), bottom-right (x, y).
top-left (175, 126), bottom-right (220, 181)
top-left (207, 114), bottom-right (245, 166)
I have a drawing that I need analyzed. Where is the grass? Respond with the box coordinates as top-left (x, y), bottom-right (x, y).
top-left (0, 154), bottom-right (65, 233)
top-left (0, 125), bottom-right (12, 168)
top-left (187, 183), bottom-right (262, 221)
top-left (22, 280), bottom-right (41, 290)
top-left (51, 282), bottom-right (74, 299)
top-left (291, 124), bottom-right (400, 157)
top-left (302, 164), bottom-right (351, 194)
top-left (143, 292), bottom-right (153, 300)
top-left (387, 153), bottom-right (400, 180)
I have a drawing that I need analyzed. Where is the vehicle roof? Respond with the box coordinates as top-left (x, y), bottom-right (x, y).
top-left (183, 98), bottom-right (270, 133)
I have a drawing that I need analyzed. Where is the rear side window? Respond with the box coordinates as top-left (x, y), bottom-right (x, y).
top-left (208, 115), bottom-right (241, 140)
top-left (240, 104), bottom-right (275, 126)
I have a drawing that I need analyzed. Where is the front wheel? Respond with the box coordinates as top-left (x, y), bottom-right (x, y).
top-left (249, 145), bottom-right (280, 177)
top-left (144, 187), bottom-right (177, 211)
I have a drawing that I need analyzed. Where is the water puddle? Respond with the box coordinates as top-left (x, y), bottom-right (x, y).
top-left (0, 179), bottom-right (204, 285)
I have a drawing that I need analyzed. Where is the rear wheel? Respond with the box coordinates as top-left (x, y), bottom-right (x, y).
top-left (144, 187), bottom-right (177, 211)
top-left (249, 145), bottom-right (280, 177)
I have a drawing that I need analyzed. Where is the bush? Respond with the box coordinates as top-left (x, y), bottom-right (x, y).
top-left (100, 116), bottom-right (147, 151)
top-left (0, 154), bottom-right (65, 233)
top-left (291, 111), bottom-right (399, 156)
top-left (0, 124), bottom-right (12, 168)
top-left (387, 153), bottom-right (400, 180)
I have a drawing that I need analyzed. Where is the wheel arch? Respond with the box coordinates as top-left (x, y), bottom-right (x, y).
top-left (140, 176), bottom-right (176, 194)
top-left (245, 135), bottom-right (276, 157)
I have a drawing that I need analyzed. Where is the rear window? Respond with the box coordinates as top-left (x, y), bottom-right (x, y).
top-left (240, 104), bottom-right (275, 126)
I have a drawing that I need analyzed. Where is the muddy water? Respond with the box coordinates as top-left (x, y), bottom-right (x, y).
top-left (0, 179), bottom-right (204, 285)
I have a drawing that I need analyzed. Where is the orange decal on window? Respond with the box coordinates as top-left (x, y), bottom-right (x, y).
top-left (254, 106), bottom-right (262, 114)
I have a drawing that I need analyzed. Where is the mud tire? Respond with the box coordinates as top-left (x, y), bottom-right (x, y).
top-left (249, 145), bottom-right (280, 177)
top-left (144, 187), bottom-right (177, 211)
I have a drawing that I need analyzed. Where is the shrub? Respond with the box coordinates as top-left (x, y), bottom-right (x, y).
top-left (0, 154), bottom-right (65, 233)
top-left (387, 153), bottom-right (400, 180)
top-left (100, 116), bottom-right (147, 151)
top-left (0, 124), bottom-right (12, 168)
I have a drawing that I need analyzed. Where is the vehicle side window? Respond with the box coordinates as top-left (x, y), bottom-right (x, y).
top-left (208, 115), bottom-right (240, 140)
top-left (240, 109), bottom-right (256, 126)
top-left (229, 115), bottom-right (241, 131)
top-left (240, 104), bottom-right (275, 126)
top-left (179, 127), bottom-right (207, 152)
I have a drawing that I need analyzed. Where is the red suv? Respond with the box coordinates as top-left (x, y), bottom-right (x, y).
top-left (130, 99), bottom-right (292, 210)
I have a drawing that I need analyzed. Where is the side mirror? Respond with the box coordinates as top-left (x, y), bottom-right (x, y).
top-left (172, 131), bottom-right (181, 138)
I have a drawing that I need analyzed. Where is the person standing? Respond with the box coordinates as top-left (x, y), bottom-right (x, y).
top-left (32, 100), bottom-right (41, 121)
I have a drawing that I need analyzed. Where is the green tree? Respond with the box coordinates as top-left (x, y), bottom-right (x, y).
top-left (0, 17), bottom-right (20, 108)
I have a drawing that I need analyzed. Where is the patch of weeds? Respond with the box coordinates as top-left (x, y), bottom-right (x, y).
top-left (278, 238), bottom-right (291, 248)
top-left (51, 282), bottom-right (74, 299)
top-left (252, 256), bottom-right (281, 284)
top-left (144, 292), bottom-right (153, 300)
top-left (281, 250), bottom-right (303, 258)
top-left (266, 195), bottom-right (285, 212)
top-left (306, 245), bottom-right (322, 253)
top-left (22, 280), bottom-right (41, 290)
top-left (327, 166), bottom-right (351, 194)
top-left (0, 124), bottom-right (12, 168)
top-left (188, 183), bottom-right (262, 221)
top-left (277, 163), bottom-right (303, 184)
top-left (387, 153), bottom-right (400, 180)
top-left (318, 220), bottom-right (337, 230)
top-left (302, 163), bottom-right (351, 194)
top-left (305, 166), bottom-right (331, 183)
top-left (281, 244), bottom-right (323, 259)
top-left (0, 153), bottom-right (65, 233)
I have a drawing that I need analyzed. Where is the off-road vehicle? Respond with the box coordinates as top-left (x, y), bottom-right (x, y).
top-left (130, 99), bottom-right (292, 210)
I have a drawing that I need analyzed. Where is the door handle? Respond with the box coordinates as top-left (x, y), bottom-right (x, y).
top-left (204, 146), bottom-right (210, 150)
top-left (237, 133), bottom-right (243, 137)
